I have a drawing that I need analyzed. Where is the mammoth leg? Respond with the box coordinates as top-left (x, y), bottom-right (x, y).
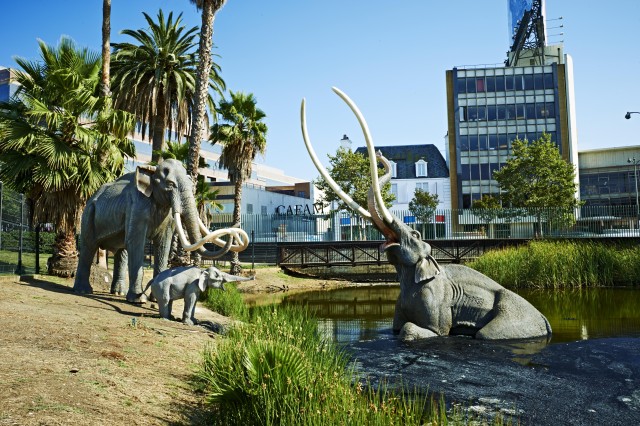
top-left (73, 241), bottom-right (97, 294)
top-left (475, 291), bottom-right (550, 340)
top-left (154, 222), bottom-right (174, 277)
top-left (125, 222), bottom-right (148, 304)
top-left (392, 297), bottom-right (408, 333)
top-left (110, 249), bottom-right (127, 295)
top-left (182, 285), bottom-right (199, 326)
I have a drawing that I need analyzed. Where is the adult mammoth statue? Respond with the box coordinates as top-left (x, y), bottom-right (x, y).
top-left (301, 87), bottom-right (551, 341)
top-left (73, 159), bottom-right (249, 303)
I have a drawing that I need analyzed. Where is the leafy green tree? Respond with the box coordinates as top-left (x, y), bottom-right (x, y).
top-left (493, 134), bottom-right (580, 236)
top-left (314, 147), bottom-right (394, 240)
top-left (187, 0), bottom-right (228, 187)
top-left (471, 194), bottom-right (501, 237)
top-left (408, 188), bottom-right (440, 238)
top-left (0, 37), bottom-right (135, 276)
top-left (211, 91), bottom-right (267, 274)
top-left (111, 9), bottom-right (225, 163)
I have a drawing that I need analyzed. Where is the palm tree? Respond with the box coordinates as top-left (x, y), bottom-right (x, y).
top-left (187, 0), bottom-right (228, 187)
top-left (0, 37), bottom-right (135, 277)
top-left (111, 9), bottom-right (225, 163)
top-left (211, 91), bottom-right (267, 274)
top-left (101, 0), bottom-right (111, 98)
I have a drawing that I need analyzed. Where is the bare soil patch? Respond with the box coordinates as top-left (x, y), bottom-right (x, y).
top-left (0, 267), bottom-right (343, 425)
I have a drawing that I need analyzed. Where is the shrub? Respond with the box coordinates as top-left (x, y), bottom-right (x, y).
top-left (202, 282), bottom-right (249, 321)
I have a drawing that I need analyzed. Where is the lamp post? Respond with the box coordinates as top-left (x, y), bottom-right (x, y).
top-left (626, 112), bottom-right (640, 225)
top-left (628, 157), bottom-right (640, 223)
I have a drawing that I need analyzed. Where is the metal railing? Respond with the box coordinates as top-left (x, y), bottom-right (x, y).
top-left (208, 205), bottom-right (640, 243)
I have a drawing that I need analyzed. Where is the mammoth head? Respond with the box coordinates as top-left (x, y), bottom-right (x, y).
top-left (198, 266), bottom-right (255, 292)
top-left (134, 159), bottom-right (250, 260)
top-left (301, 87), bottom-right (440, 284)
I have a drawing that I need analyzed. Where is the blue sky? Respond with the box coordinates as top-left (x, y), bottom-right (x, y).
top-left (1, 1), bottom-right (639, 181)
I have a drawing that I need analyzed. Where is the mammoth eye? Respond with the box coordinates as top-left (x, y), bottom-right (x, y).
top-left (411, 230), bottom-right (422, 239)
top-left (165, 180), bottom-right (176, 189)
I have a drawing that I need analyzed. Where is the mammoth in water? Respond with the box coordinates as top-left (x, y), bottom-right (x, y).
top-left (73, 159), bottom-right (249, 303)
top-left (301, 87), bottom-right (551, 341)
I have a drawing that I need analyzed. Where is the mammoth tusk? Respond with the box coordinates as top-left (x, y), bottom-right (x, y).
top-left (300, 98), bottom-right (372, 219)
top-left (197, 217), bottom-right (249, 252)
top-left (331, 87), bottom-right (394, 225)
top-left (174, 213), bottom-right (249, 252)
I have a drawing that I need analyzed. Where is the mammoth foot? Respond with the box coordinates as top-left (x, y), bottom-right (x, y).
top-left (110, 281), bottom-right (127, 296)
top-left (399, 323), bottom-right (439, 342)
top-left (73, 286), bottom-right (94, 295)
top-left (126, 292), bottom-right (148, 304)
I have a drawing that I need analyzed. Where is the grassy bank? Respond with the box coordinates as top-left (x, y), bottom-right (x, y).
top-left (468, 240), bottom-right (640, 289)
top-left (199, 291), bottom-right (505, 425)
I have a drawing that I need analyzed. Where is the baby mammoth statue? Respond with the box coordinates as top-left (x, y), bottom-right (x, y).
top-left (144, 265), bottom-right (255, 325)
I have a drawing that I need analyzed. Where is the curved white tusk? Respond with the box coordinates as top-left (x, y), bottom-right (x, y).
top-left (174, 213), bottom-right (249, 252)
top-left (332, 87), bottom-right (394, 225)
top-left (197, 217), bottom-right (249, 252)
top-left (301, 98), bottom-right (371, 219)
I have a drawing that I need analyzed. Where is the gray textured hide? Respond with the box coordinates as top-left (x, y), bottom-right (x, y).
top-left (73, 159), bottom-right (235, 303)
top-left (393, 263), bottom-right (552, 341)
top-left (300, 88), bottom-right (551, 341)
top-left (145, 265), bottom-right (254, 325)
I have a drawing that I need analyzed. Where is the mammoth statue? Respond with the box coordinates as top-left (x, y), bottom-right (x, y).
top-left (73, 159), bottom-right (249, 303)
top-left (301, 87), bottom-right (551, 341)
top-left (144, 265), bottom-right (255, 325)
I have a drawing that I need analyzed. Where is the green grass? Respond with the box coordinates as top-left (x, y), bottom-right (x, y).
top-left (202, 282), bottom-right (249, 321)
top-left (194, 304), bottom-right (506, 425)
top-left (468, 240), bottom-right (640, 289)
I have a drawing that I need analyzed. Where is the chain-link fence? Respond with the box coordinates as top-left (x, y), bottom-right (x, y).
top-left (0, 183), bottom-right (54, 274)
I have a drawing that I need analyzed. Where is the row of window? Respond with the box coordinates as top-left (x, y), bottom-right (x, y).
top-left (388, 159), bottom-right (428, 178)
top-left (458, 132), bottom-right (557, 151)
top-left (461, 193), bottom-right (500, 209)
top-left (460, 163), bottom-right (505, 181)
top-left (390, 182), bottom-right (434, 203)
top-left (580, 172), bottom-right (636, 197)
top-left (460, 102), bottom-right (555, 122)
top-left (456, 73), bottom-right (555, 94)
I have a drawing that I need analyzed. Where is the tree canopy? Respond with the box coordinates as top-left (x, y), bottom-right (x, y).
top-left (314, 147), bottom-right (395, 212)
top-left (408, 189), bottom-right (440, 223)
top-left (493, 134), bottom-right (580, 209)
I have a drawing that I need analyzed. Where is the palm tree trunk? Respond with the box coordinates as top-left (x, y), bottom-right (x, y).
top-left (97, 0), bottom-right (112, 269)
top-left (48, 230), bottom-right (79, 278)
top-left (230, 178), bottom-right (243, 274)
top-left (187, 0), bottom-right (219, 188)
top-left (101, 0), bottom-right (111, 98)
top-left (151, 91), bottom-right (167, 163)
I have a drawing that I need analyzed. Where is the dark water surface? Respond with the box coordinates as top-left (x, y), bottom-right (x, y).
top-left (279, 285), bottom-right (640, 347)
top-left (278, 285), bottom-right (640, 424)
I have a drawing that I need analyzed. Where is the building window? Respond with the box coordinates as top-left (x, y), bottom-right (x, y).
top-left (261, 205), bottom-right (267, 215)
top-left (415, 160), bottom-right (428, 177)
top-left (389, 160), bottom-right (397, 178)
top-left (416, 182), bottom-right (429, 193)
top-left (391, 183), bottom-right (398, 200)
top-left (246, 203), bottom-right (253, 215)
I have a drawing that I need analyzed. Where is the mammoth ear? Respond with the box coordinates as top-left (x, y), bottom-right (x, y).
top-left (414, 255), bottom-right (441, 284)
top-left (136, 165), bottom-right (156, 198)
top-left (198, 270), bottom-right (209, 293)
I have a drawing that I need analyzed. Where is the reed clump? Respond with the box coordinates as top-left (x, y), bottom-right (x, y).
top-left (469, 240), bottom-right (640, 289)
top-left (194, 304), bottom-right (473, 425)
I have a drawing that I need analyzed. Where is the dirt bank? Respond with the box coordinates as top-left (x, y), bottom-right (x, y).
top-left (0, 267), bottom-right (343, 425)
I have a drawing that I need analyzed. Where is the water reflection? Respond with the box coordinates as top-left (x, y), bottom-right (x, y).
top-left (280, 285), bottom-right (640, 347)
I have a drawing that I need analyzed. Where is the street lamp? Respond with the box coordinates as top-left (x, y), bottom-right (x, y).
top-left (625, 111), bottom-right (640, 119)
top-left (628, 157), bottom-right (640, 222)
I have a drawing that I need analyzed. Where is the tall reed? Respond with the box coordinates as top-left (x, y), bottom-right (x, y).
top-left (469, 240), bottom-right (640, 289)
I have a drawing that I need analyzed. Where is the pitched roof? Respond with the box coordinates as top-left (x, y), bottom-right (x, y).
top-left (354, 144), bottom-right (449, 179)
